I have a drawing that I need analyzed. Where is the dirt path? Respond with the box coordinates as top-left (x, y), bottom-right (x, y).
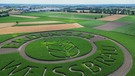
top-left (18, 32), bottom-right (133, 76)
top-left (98, 15), bottom-right (127, 21)
top-left (108, 38), bottom-right (133, 76)
top-left (10, 15), bottom-right (39, 19)
top-left (0, 23), bottom-right (83, 34)
top-left (95, 21), bottom-right (129, 31)
top-left (18, 35), bottom-right (99, 64)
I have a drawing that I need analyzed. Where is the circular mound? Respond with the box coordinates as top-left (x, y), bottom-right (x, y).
top-left (25, 36), bottom-right (92, 61)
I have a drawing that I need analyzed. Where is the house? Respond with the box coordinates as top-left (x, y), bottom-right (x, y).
top-left (29, 7), bottom-right (62, 12)
top-left (0, 13), bottom-right (9, 17)
top-left (76, 8), bottom-right (90, 13)
top-left (8, 10), bottom-right (23, 15)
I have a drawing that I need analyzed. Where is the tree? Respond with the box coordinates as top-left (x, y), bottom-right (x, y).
top-left (101, 15), bottom-right (103, 18)
top-left (16, 21), bottom-right (19, 25)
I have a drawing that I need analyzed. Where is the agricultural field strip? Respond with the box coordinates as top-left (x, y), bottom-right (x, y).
top-left (18, 21), bottom-right (63, 25)
top-left (49, 12), bottom-right (110, 15)
top-left (10, 15), bottom-right (39, 19)
top-left (21, 12), bottom-right (108, 21)
top-left (0, 21), bottom-right (63, 28)
top-left (49, 16), bottom-right (93, 20)
top-left (97, 15), bottom-right (127, 21)
top-left (0, 30), bottom-right (132, 76)
top-left (112, 15), bottom-right (135, 36)
top-left (95, 21), bottom-right (129, 31)
top-left (0, 23), bottom-right (15, 29)
top-left (0, 23), bottom-right (83, 34)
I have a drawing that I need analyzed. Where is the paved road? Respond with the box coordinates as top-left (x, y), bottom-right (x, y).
top-left (0, 31), bottom-right (133, 76)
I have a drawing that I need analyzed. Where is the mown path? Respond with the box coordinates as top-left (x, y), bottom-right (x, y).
top-left (0, 31), bottom-right (132, 76)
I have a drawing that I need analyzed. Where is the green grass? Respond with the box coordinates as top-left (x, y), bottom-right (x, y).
top-left (1, 38), bottom-right (28, 48)
top-left (79, 20), bottom-right (107, 27)
top-left (25, 36), bottom-right (92, 60)
top-left (0, 12), bottom-right (106, 24)
top-left (0, 16), bottom-right (38, 23)
top-left (15, 22), bottom-right (66, 26)
top-left (116, 16), bottom-right (135, 23)
top-left (49, 32), bottom-right (61, 36)
top-left (25, 34), bottom-right (42, 40)
top-left (113, 23), bottom-right (135, 36)
top-left (22, 12), bottom-right (108, 19)
top-left (0, 13), bottom-right (86, 23)
top-left (0, 33), bottom-right (28, 43)
top-left (73, 20), bottom-right (135, 76)
top-left (62, 31), bottom-right (73, 36)
top-left (0, 12), bottom-right (135, 75)
top-left (0, 39), bottom-right (123, 76)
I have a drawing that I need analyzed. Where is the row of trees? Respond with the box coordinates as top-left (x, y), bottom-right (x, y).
top-left (71, 8), bottom-right (135, 15)
top-left (89, 8), bottom-right (135, 15)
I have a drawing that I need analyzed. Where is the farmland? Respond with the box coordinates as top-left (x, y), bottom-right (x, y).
top-left (113, 15), bottom-right (135, 36)
top-left (0, 30), bottom-right (124, 76)
top-left (0, 12), bottom-right (107, 23)
top-left (0, 12), bottom-right (134, 76)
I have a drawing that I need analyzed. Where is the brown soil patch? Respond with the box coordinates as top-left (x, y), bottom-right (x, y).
top-left (95, 21), bottom-right (129, 31)
top-left (98, 15), bottom-right (127, 21)
top-left (0, 23), bottom-right (83, 34)
top-left (0, 23), bottom-right (15, 29)
top-left (10, 15), bottom-right (39, 19)
top-left (19, 21), bottom-right (62, 25)
top-left (0, 21), bottom-right (61, 29)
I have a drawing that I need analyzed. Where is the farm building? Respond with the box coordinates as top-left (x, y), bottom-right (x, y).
top-left (0, 12), bottom-right (9, 17)
top-left (8, 10), bottom-right (23, 15)
top-left (76, 8), bottom-right (90, 13)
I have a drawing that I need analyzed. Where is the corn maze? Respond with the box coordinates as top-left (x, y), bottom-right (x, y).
top-left (0, 30), bottom-right (127, 76)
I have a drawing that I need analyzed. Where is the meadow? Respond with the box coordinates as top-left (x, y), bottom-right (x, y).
top-left (0, 12), bottom-right (134, 76)
top-left (113, 15), bottom-right (135, 36)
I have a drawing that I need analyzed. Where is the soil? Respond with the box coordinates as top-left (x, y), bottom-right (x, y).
top-left (0, 23), bottom-right (15, 29)
top-left (98, 15), bottom-right (127, 21)
top-left (10, 15), bottom-right (39, 19)
top-left (19, 21), bottom-right (62, 25)
top-left (0, 23), bottom-right (83, 34)
top-left (94, 21), bottom-right (129, 31)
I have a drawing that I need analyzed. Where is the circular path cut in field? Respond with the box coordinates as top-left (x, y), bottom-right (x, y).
top-left (0, 31), bottom-right (132, 76)
top-left (25, 36), bottom-right (92, 61)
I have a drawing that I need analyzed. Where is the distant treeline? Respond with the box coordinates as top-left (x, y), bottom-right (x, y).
top-left (66, 8), bottom-right (135, 15)
top-left (0, 11), bottom-right (9, 17)
top-left (88, 8), bottom-right (135, 15)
